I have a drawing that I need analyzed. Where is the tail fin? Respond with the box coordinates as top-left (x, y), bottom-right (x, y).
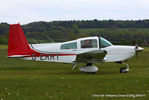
top-left (8, 23), bottom-right (32, 57)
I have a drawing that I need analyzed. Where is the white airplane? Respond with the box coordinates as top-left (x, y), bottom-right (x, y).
top-left (8, 24), bottom-right (144, 74)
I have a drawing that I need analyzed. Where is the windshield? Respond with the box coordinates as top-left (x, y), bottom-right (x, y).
top-left (100, 37), bottom-right (112, 48)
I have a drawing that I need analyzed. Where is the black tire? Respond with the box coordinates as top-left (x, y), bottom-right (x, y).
top-left (120, 67), bottom-right (127, 73)
top-left (87, 72), bottom-right (96, 74)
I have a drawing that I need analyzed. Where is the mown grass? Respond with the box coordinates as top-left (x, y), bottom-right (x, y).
top-left (0, 45), bottom-right (149, 100)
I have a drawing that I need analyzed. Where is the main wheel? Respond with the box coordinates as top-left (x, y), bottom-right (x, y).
top-left (120, 67), bottom-right (127, 73)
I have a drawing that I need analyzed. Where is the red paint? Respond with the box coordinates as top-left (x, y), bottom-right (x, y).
top-left (8, 24), bottom-right (33, 56)
top-left (26, 53), bottom-right (76, 57)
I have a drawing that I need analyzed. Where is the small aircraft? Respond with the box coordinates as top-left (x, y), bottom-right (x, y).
top-left (8, 23), bottom-right (144, 74)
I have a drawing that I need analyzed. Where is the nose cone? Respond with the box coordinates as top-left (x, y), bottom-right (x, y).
top-left (136, 47), bottom-right (144, 52)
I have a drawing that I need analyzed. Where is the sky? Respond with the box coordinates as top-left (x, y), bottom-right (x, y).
top-left (0, 0), bottom-right (149, 24)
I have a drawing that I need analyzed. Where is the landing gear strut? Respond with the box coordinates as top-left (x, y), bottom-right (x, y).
top-left (120, 63), bottom-right (129, 73)
top-left (79, 63), bottom-right (98, 74)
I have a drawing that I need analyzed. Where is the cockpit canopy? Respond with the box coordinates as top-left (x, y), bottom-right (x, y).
top-left (80, 37), bottom-right (112, 48)
top-left (60, 37), bottom-right (112, 50)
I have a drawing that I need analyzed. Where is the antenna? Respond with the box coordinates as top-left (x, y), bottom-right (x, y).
top-left (33, 39), bottom-right (38, 44)
top-left (46, 36), bottom-right (55, 43)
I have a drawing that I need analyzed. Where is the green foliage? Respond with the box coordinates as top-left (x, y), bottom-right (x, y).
top-left (72, 24), bottom-right (79, 34)
top-left (0, 23), bottom-right (9, 35)
top-left (0, 20), bottom-right (149, 44)
top-left (80, 28), bottom-right (148, 45)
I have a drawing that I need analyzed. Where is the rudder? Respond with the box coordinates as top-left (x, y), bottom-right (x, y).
top-left (8, 23), bottom-right (32, 57)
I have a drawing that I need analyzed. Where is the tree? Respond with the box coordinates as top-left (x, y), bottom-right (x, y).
top-left (72, 24), bottom-right (79, 34)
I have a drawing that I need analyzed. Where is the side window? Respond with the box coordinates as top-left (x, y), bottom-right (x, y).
top-left (81, 39), bottom-right (97, 48)
top-left (61, 42), bottom-right (77, 49)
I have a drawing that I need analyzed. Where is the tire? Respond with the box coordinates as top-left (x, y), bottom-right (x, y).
top-left (120, 67), bottom-right (127, 73)
top-left (87, 72), bottom-right (96, 74)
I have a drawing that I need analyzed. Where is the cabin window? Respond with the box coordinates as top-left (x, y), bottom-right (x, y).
top-left (61, 42), bottom-right (77, 49)
top-left (81, 39), bottom-right (97, 48)
top-left (100, 37), bottom-right (112, 48)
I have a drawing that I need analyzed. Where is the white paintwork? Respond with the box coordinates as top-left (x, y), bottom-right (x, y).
top-left (24, 37), bottom-right (100, 63)
top-left (23, 55), bottom-right (76, 63)
top-left (19, 36), bottom-right (143, 64)
top-left (30, 37), bottom-right (100, 54)
top-left (102, 45), bottom-right (136, 62)
top-left (30, 43), bottom-right (61, 53)
top-left (8, 55), bottom-right (30, 57)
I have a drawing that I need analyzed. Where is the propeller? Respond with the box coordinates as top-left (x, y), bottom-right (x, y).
top-left (135, 44), bottom-right (138, 58)
top-left (134, 44), bottom-right (143, 59)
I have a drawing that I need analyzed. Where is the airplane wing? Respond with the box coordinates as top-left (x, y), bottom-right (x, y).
top-left (76, 50), bottom-right (107, 63)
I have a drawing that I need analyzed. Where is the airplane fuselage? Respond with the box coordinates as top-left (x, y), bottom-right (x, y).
top-left (22, 37), bottom-right (143, 63)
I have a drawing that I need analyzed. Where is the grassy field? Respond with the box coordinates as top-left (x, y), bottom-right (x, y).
top-left (0, 45), bottom-right (149, 100)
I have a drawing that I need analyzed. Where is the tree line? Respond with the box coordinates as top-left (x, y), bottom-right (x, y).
top-left (0, 20), bottom-right (149, 45)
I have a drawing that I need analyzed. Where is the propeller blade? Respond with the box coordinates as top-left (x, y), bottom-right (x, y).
top-left (134, 44), bottom-right (143, 59)
top-left (134, 43), bottom-right (138, 59)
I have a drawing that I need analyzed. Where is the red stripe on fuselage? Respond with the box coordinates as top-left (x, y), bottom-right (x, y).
top-left (29, 53), bottom-right (77, 57)
top-left (23, 49), bottom-right (76, 57)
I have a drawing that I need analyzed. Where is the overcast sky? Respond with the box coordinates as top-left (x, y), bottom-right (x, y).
top-left (1, 0), bottom-right (149, 24)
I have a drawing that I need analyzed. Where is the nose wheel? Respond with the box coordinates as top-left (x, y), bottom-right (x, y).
top-left (120, 63), bottom-right (129, 73)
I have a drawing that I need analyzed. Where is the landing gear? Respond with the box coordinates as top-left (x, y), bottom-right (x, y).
top-left (120, 63), bottom-right (129, 73)
top-left (79, 63), bottom-right (98, 74)
top-left (120, 67), bottom-right (127, 73)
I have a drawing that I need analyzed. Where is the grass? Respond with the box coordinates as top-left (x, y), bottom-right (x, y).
top-left (0, 45), bottom-right (149, 100)
top-left (0, 45), bottom-right (8, 49)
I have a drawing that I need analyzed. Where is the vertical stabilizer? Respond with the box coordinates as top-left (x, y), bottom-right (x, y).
top-left (8, 24), bottom-right (32, 57)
